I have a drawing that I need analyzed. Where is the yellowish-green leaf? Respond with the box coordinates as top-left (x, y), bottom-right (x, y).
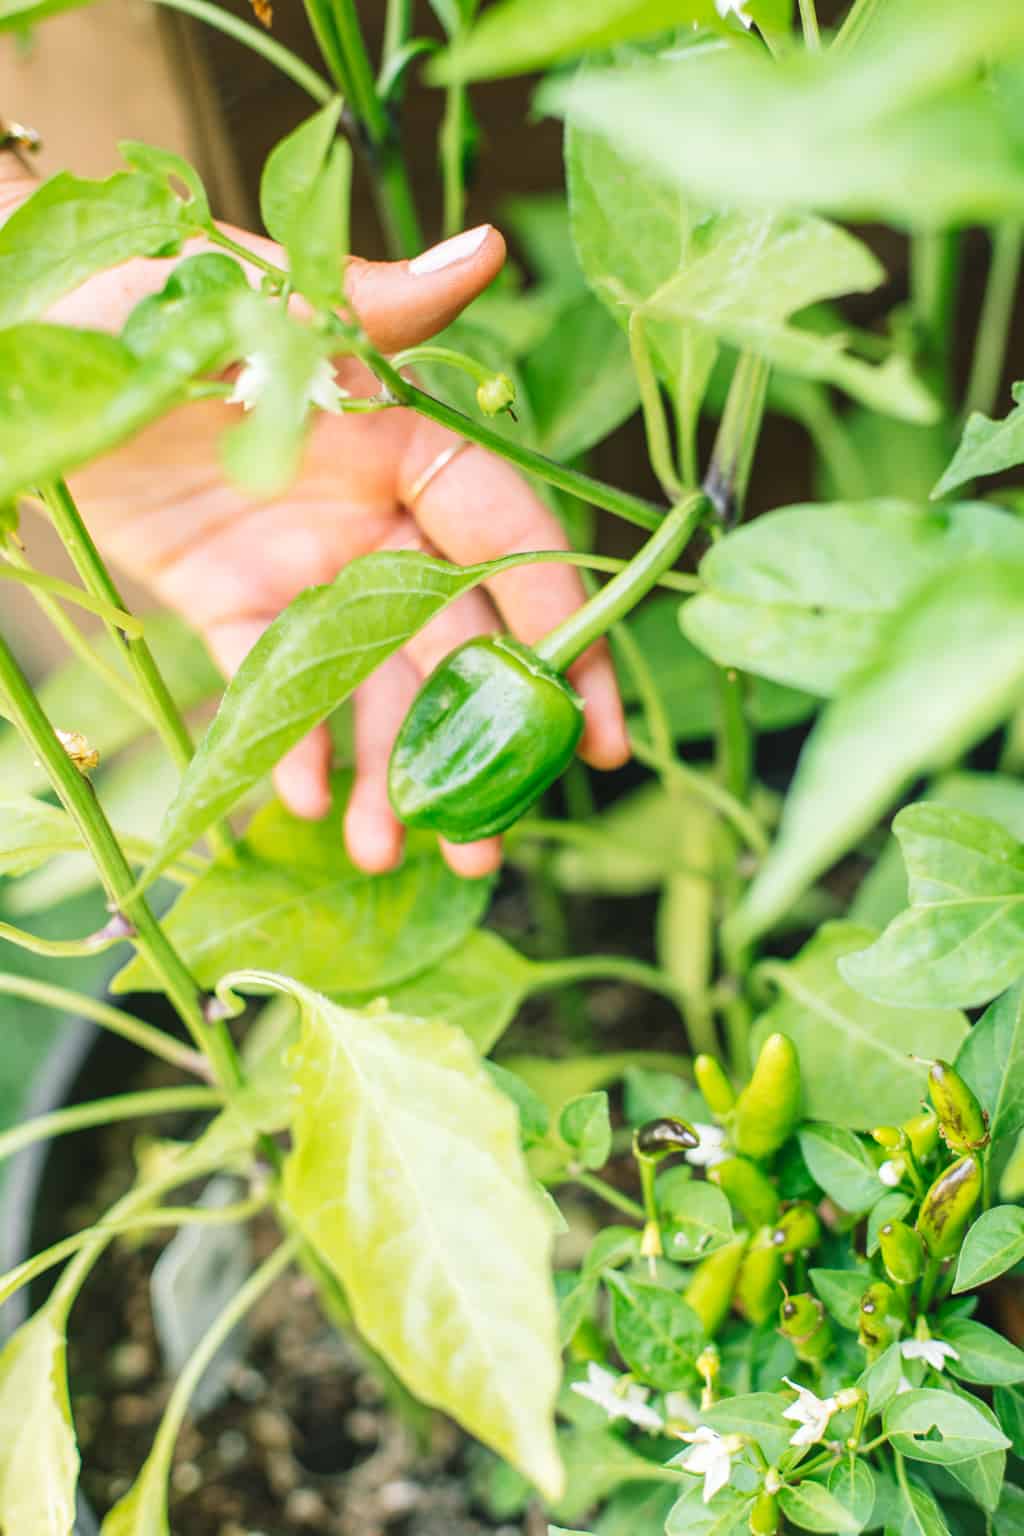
top-left (0, 798), bottom-right (81, 877)
top-left (0, 1305), bottom-right (80, 1536)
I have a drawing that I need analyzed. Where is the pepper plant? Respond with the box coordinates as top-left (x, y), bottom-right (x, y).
top-left (4, 0), bottom-right (1024, 1533)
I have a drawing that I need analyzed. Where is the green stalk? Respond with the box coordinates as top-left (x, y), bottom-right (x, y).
top-left (0, 562), bottom-right (142, 633)
top-left (565, 1171), bottom-right (644, 1222)
top-left (630, 737), bottom-right (768, 858)
top-left (630, 314), bottom-right (684, 500)
top-left (910, 230), bottom-right (960, 409)
top-left (149, 0), bottom-right (334, 103)
top-left (0, 918), bottom-right (127, 959)
top-left (529, 954), bottom-right (691, 1013)
top-left (383, 0), bottom-right (412, 63)
top-left (0, 1086), bottom-right (220, 1163)
top-left (535, 493), bottom-right (705, 671)
top-left (440, 82), bottom-right (471, 239)
top-left (963, 223), bottom-right (1023, 420)
top-left (0, 974), bottom-right (208, 1077)
top-left (0, 632), bottom-right (233, 1082)
top-left (798, 0), bottom-right (821, 49)
top-left (832, 0), bottom-right (884, 52)
top-left (510, 818), bottom-right (712, 882)
top-left (302, 0), bottom-right (352, 94)
top-left (703, 352), bottom-right (769, 526)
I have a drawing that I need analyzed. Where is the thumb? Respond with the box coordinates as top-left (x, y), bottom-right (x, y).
top-left (345, 224), bottom-right (506, 353)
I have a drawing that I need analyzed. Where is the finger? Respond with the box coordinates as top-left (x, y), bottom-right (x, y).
top-left (402, 425), bottom-right (630, 770)
top-left (203, 616), bottom-right (333, 820)
top-left (345, 652), bottom-right (418, 874)
top-left (440, 833), bottom-right (503, 880)
top-left (345, 226), bottom-right (506, 353)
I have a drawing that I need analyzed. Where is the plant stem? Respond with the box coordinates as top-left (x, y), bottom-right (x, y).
top-left (832, 0), bottom-right (884, 52)
top-left (440, 82), bottom-right (471, 239)
top-left (0, 918), bottom-right (127, 959)
top-left (0, 633), bottom-right (232, 1081)
top-left (150, 0), bottom-right (335, 103)
top-left (510, 818), bottom-right (712, 882)
top-left (568, 1170), bottom-right (645, 1222)
top-left (630, 314), bottom-right (684, 500)
top-left (0, 561), bottom-right (143, 633)
top-left (536, 493), bottom-right (706, 671)
top-left (963, 223), bottom-right (1023, 420)
top-left (529, 954), bottom-right (692, 1013)
top-left (383, 0), bottom-right (412, 63)
top-left (798, 0), bottom-right (821, 49)
top-left (910, 230), bottom-right (960, 409)
top-left (0, 974), bottom-right (208, 1076)
top-left (630, 737), bottom-right (769, 857)
top-left (917, 1255), bottom-right (941, 1316)
top-left (704, 352), bottom-right (769, 527)
top-left (0, 1086), bottom-right (220, 1163)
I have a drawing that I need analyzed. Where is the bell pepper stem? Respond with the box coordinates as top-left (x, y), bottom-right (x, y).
top-left (534, 491), bottom-right (707, 673)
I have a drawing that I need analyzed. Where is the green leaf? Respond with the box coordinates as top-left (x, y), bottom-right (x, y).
top-left (286, 140), bottom-right (350, 308)
top-left (943, 1319), bottom-right (1024, 1386)
top-left (751, 921), bottom-right (967, 1129)
top-left (267, 972), bottom-right (564, 1498)
top-left (259, 98), bottom-right (343, 246)
top-left (780, 1471), bottom-right (868, 1535)
top-left (98, 1456), bottom-right (169, 1536)
top-left (733, 559), bottom-right (1024, 945)
top-left (701, 1392), bottom-right (792, 1464)
top-left (839, 807), bottom-right (1024, 1009)
top-left (487, 1063), bottom-right (551, 1147)
top-left (0, 167), bottom-right (203, 326)
top-left (940, 1388), bottom-right (1007, 1512)
top-left (622, 1068), bottom-right (706, 1130)
top-left (933, 382), bottom-right (1024, 499)
top-left (884, 1388), bottom-right (1011, 1466)
top-left (522, 291), bottom-right (638, 462)
top-left (118, 141), bottom-right (211, 229)
top-left (559, 1093), bottom-right (612, 1170)
top-left (809, 1268), bottom-right (869, 1332)
top-left (549, 1528), bottom-right (595, 1536)
top-left (608, 1275), bottom-right (703, 1390)
top-left (665, 1484), bottom-right (752, 1536)
top-left (141, 549), bottom-right (534, 881)
top-left (114, 784), bottom-right (490, 994)
top-left (0, 1304), bottom-right (80, 1536)
top-left (683, 500), bottom-right (1024, 697)
top-left (859, 1341), bottom-right (904, 1416)
top-left (0, 798), bottom-right (81, 876)
top-left (953, 1206), bottom-right (1024, 1293)
top-left (798, 1125), bottom-right (882, 1215)
top-left (896, 1478), bottom-right (953, 1536)
top-left (657, 1169), bottom-right (734, 1263)
top-left (338, 930), bottom-right (532, 1054)
top-left (827, 1461), bottom-right (875, 1535)
top-left (995, 1385), bottom-right (1024, 1456)
top-left (0, 325), bottom-right (192, 502)
top-left (556, 1425), bottom-right (668, 1524)
top-left (542, 5), bottom-right (1024, 228)
top-left (957, 983), bottom-right (1024, 1146)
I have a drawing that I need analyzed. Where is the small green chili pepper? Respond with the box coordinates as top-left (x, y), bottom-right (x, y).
top-left (915, 1153), bottom-right (982, 1260)
top-left (779, 1292), bottom-right (832, 1365)
top-left (771, 1202), bottom-right (821, 1255)
top-left (903, 1108), bottom-right (940, 1163)
top-left (695, 1054), bottom-right (736, 1117)
top-left (859, 1280), bottom-right (899, 1354)
top-left (871, 1125), bottom-right (903, 1150)
top-left (634, 1117), bottom-right (700, 1159)
top-left (710, 1157), bottom-right (780, 1230)
top-left (925, 1060), bottom-right (989, 1153)
top-left (685, 1235), bottom-right (747, 1337)
top-left (735, 1229), bottom-right (784, 1325)
top-left (733, 1033), bottom-right (802, 1160)
top-left (749, 1492), bottom-right (780, 1535)
top-left (879, 1219), bottom-right (925, 1285)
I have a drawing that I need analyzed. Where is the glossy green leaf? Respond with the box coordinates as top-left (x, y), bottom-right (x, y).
top-left (957, 982), bottom-right (1024, 1146)
top-left (939, 1389), bottom-right (1007, 1513)
top-left (120, 253), bottom-right (246, 378)
top-left (798, 1125), bottom-right (882, 1215)
top-left (995, 1385), bottom-right (1024, 1456)
top-left (895, 1478), bottom-right (952, 1536)
top-left (337, 930), bottom-right (532, 1054)
top-left (809, 1268), bottom-right (869, 1331)
top-left (259, 98), bottom-right (343, 246)
top-left (683, 501), bottom-right (1024, 697)
top-left (665, 1484), bottom-right (751, 1536)
top-left (733, 559), bottom-right (1024, 945)
top-left (140, 550), bottom-right (537, 881)
top-left (556, 1425), bottom-right (668, 1524)
top-left (751, 922), bottom-right (967, 1129)
top-left (840, 807), bottom-right (1024, 1009)
top-left (779, 1472), bottom-right (867, 1535)
top-left (0, 1304), bottom-right (80, 1536)
top-left (658, 1169), bottom-right (733, 1264)
top-left (953, 1206), bottom-right (1024, 1293)
top-left (487, 1063), bottom-right (551, 1147)
top-left (118, 141), bottom-right (211, 228)
top-left (559, 1093), bottom-right (612, 1170)
top-left (943, 1320), bottom-right (1024, 1386)
top-left (933, 382), bottom-right (1024, 499)
top-left (885, 1388), bottom-right (1011, 1465)
top-left (859, 1342), bottom-right (904, 1416)
top-left (114, 785), bottom-right (490, 994)
top-left (608, 1276), bottom-right (703, 1390)
top-left (543, 3), bottom-right (1024, 228)
top-left (0, 326), bottom-right (191, 502)
top-left (522, 292), bottom-right (638, 462)
top-left (0, 798), bottom-right (81, 876)
top-left (267, 972), bottom-right (563, 1497)
top-left (0, 166), bottom-right (204, 325)
top-left (286, 140), bottom-right (350, 308)
top-left (701, 1392), bottom-right (791, 1465)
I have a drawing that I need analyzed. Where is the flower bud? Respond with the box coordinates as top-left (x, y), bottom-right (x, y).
top-left (476, 372), bottom-right (516, 416)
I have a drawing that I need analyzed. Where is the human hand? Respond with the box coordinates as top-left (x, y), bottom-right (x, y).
top-left (14, 203), bottom-right (628, 877)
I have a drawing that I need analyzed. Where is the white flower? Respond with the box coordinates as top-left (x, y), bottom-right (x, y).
top-left (901, 1338), bottom-right (960, 1373)
top-left (678, 1426), bottom-right (738, 1503)
top-left (228, 354), bottom-right (345, 414)
top-left (714, 0), bottom-right (754, 27)
top-left (878, 1158), bottom-right (906, 1188)
top-left (687, 1123), bottom-right (729, 1169)
top-left (782, 1377), bottom-right (837, 1447)
top-left (571, 1364), bottom-right (664, 1431)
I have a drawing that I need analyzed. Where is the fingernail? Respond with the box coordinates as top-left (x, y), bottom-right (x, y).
top-left (409, 225), bottom-right (489, 276)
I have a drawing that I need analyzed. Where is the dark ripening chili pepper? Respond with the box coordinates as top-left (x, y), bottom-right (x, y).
top-left (710, 1157), bottom-right (780, 1230)
top-left (915, 1153), bottom-right (983, 1260)
top-left (695, 1053), bottom-right (736, 1117)
top-left (685, 1235), bottom-right (747, 1337)
top-left (749, 1492), bottom-right (780, 1535)
top-left (926, 1059), bottom-right (989, 1154)
top-left (779, 1292), bottom-right (832, 1365)
top-left (389, 492), bottom-right (706, 842)
top-left (879, 1219), bottom-right (925, 1285)
top-left (735, 1229), bottom-right (784, 1325)
top-left (634, 1117), bottom-right (700, 1159)
top-left (732, 1033), bottom-right (802, 1161)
